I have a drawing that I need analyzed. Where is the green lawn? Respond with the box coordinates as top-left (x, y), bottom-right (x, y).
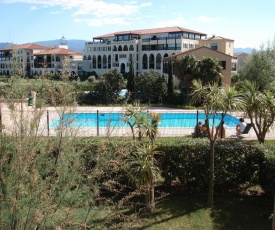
top-left (132, 193), bottom-right (272, 230)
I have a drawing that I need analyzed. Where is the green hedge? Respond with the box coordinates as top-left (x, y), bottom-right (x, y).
top-left (156, 138), bottom-right (274, 193)
top-left (72, 137), bottom-right (275, 194)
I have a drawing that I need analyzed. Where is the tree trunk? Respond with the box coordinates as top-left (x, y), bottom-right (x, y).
top-left (272, 194), bottom-right (275, 230)
top-left (145, 176), bottom-right (155, 213)
top-left (208, 140), bottom-right (215, 207)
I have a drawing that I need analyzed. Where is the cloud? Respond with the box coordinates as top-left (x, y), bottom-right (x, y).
top-left (197, 16), bottom-right (221, 23)
top-left (74, 17), bottom-right (130, 27)
top-left (1, 0), bottom-right (152, 27)
top-left (155, 16), bottom-right (187, 28)
top-left (50, 11), bottom-right (62, 14)
top-left (30, 5), bottom-right (37, 10)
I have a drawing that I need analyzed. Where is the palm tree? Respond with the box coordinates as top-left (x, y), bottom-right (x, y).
top-left (190, 79), bottom-right (243, 206)
top-left (145, 113), bottom-right (161, 145)
top-left (126, 144), bottom-right (160, 212)
top-left (239, 80), bottom-right (275, 143)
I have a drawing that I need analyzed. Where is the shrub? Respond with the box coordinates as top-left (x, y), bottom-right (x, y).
top-left (258, 145), bottom-right (275, 195)
top-left (156, 138), bottom-right (267, 192)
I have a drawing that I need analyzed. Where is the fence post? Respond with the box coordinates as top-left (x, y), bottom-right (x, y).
top-left (47, 110), bottom-right (49, 136)
top-left (97, 110), bottom-right (99, 136)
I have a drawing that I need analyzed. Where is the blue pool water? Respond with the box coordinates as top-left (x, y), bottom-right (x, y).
top-left (50, 112), bottom-right (239, 128)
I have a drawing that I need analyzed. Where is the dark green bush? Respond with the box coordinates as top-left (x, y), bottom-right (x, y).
top-left (156, 138), bottom-right (267, 192)
top-left (258, 145), bottom-right (275, 195)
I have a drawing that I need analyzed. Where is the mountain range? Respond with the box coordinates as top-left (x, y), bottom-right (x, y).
top-left (0, 40), bottom-right (253, 54)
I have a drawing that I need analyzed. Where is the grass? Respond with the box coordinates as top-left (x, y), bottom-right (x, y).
top-left (135, 192), bottom-right (272, 230)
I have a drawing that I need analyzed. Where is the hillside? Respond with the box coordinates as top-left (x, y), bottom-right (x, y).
top-left (34, 39), bottom-right (87, 52)
top-left (0, 40), bottom-right (87, 52)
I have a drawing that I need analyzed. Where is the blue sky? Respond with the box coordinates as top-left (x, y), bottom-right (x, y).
top-left (1, 0), bottom-right (274, 48)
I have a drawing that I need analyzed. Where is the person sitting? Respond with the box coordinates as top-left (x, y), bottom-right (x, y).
top-left (201, 119), bottom-right (209, 136)
top-left (216, 121), bottom-right (226, 138)
top-left (236, 118), bottom-right (247, 135)
top-left (192, 121), bottom-right (203, 136)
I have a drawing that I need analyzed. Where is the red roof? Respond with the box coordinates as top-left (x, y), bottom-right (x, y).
top-left (94, 26), bottom-right (207, 39)
top-left (33, 48), bottom-right (82, 55)
top-left (1, 43), bottom-right (48, 51)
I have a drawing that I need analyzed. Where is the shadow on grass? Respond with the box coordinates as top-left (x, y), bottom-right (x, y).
top-left (138, 190), bottom-right (273, 230)
top-left (211, 194), bottom-right (272, 230)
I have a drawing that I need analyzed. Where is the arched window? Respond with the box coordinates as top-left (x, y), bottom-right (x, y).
top-left (142, 54), bottom-right (148, 69)
top-left (120, 63), bottom-right (126, 73)
top-left (92, 55), bottom-right (96, 68)
top-left (88, 55), bottom-right (91, 60)
top-left (118, 45), bottom-right (122, 51)
top-left (83, 55), bottom-right (87, 60)
top-left (103, 55), bottom-right (107, 69)
top-left (129, 45), bottom-right (134, 51)
top-left (108, 55), bottom-right (111, 69)
top-left (149, 54), bottom-right (155, 69)
top-left (156, 53), bottom-right (162, 69)
top-left (123, 45), bottom-right (128, 51)
top-left (113, 46), bottom-right (117, 51)
top-left (97, 56), bottom-right (102, 69)
top-left (163, 53), bottom-right (169, 59)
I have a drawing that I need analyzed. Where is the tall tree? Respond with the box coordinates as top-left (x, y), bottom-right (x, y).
top-left (134, 70), bottom-right (167, 104)
top-left (167, 58), bottom-right (174, 101)
top-left (126, 59), bottom-right (135, 94)
top-left (190, 80), bottom-right (243, 206)
top-left (93, 68), bottom-right (124, 104)
top-left (234, 39), bottom-right (275, 90)
top-left (175, 55), bottom-right (222, 104)
top-left (174, 55), bottom-right (198, 96)
top-left (197, 57), bottom-right (222, 85)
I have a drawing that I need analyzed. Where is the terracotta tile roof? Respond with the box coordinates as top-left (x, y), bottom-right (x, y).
top-left (0, 43), bottom-right (48, 51)
top-left (201, 36), bottom-right (234, 42)
top-left (162, 46), bottom-right (232, 61)
top-left (94, 26), bottom-right (207, 39)
top-left (33, 48), bottom-right (82, 55)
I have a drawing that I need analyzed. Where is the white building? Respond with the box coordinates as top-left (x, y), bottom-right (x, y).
top-left (82, 26), bottom-right (207, 76)
top-left (0, 43), bottom-right (49, 76)
top-left (0, 37), bottom-right (83, 77)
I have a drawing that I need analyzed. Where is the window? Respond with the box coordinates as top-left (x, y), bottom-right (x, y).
top-left (183, 33), bottom-right (188, 38)
top-left (103, 55), bottom-right (107, 69)
top-left (156, 53), bottom-right (161, 69)
top-left (220, 61), bottom-right (226, 69)
top-left (92, 55), bottom-right (96, 68)
top-left (142, 54), bottom-right (148, 69)
top-left (119, 54), bottom-right (127, 58)
top-left (211, 43), bottom-right (218, 50)
top-left (168, 32), bottom-right (182, 39)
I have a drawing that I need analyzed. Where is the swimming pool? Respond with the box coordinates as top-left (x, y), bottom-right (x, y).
top-left (50, 112), bottom-right (239, 128)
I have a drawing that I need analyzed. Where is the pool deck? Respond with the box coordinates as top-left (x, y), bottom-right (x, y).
top-left (1, 105), bottom-right (275, 140)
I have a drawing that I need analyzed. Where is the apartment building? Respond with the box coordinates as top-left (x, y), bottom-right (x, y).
top-left (233, 52), bottom-right (251, 71)
top-left (0, 43), bottom-right (49, 76)
top-left (199, 35), bottom-right (234, 56)
top-left (0, 37), bottom-right (83, 77)
top-left (82, 26), bottom-right (207, 76)
top-left (163, 46), bottom-right (233, 86)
